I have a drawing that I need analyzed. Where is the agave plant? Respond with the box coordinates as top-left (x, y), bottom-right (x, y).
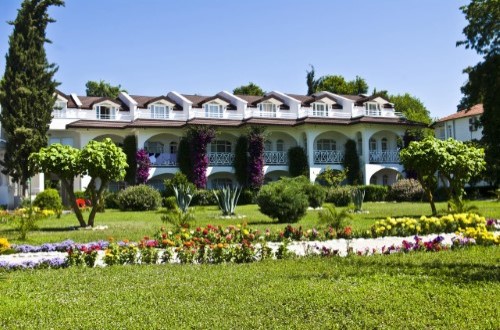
top-left (173, 184), bottom-right (193, 214)
top-left (351, 188), bottom-right (365, 212)
top-left (213, 185), bottom-right (242, 216)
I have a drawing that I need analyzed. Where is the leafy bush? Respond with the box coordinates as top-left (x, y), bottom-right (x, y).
top-left (318, 204), bottom-right (352, 232)
top-left (33, 188), bottom-right (62, 213)
top-left (303, 183), bottom-right (326, 208)
top-left (325, 186), bottom-right (354, 206)
top-left (191, 189), bottom-right (218, 206)
top-left (117, 185), bottom-right (162, 211)
top-left (315, 168), bottom-right (346, 187)
top-left (388, 179), bottom-right (424, 202)
top-left (256, 178), bottom-right (309, 223)
top-left (238, 188), bottom-right (255, 205)
top-left (104, 191), bottom-right (120, 209)
top-left (164, 196), bottom-right (178, 210)
top-left (360, 185), bottom-right (389, 202)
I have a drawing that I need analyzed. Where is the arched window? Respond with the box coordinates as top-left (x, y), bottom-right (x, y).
top-left (370, 175), bottom-right (377, 185)
top-left (169, 142), bottom-right (178, 154)
top-left (369, 138), bottom-right (377, 151)
top-left (264, 140), bottom-right (272, 151)
top-left (276, 139), bottom-right (285, 152)
top-left (381, 138), bottom-right (388, 151)
top-left (382, 175), bottom-right (389, 186)
top-left (316, 139), bottom-right (336, 151)
top-left (210, 140), bottom-right (232, 153)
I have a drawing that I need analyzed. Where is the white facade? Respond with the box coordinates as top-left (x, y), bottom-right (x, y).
top-left (1, 90), bottom-right (423, 207)
top-left (433, 104), bottom-right (483, 142)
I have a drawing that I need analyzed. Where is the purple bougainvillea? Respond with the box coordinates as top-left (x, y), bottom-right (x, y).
top-left (248, 127), bottom-right (265, 189)
top-left (188, 126), bottom-right (216, 188)
top-left (136, 149), bottom-right (151, 184)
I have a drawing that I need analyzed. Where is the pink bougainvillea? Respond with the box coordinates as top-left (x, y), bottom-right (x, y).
top-left (247, 127), bottom-right (265, 189)
top-left (188, 126), bottom-right (216, 189)
top-left (136, 149), bottom-right (151, 184)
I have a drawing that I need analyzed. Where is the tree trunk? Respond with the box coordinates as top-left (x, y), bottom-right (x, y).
top-left (61, 179), bottom-right (86, 227)
top-left (87, 180), bottom-right (107, 227)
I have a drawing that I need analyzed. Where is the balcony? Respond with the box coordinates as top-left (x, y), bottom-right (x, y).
top-left (245, 109), bottom-right (297, 119)
top-left (208, 152), bottom-right (234, 166)
top-left (190, 110), bottom-right (243, 120)
top-left (148, 153), bottom-right (178, 167)
top-left (313, 150), bottom-right (345, 164)
top-left (137, 110), bottom-right (186, 121)
top-left (52, 109), bottom-right (132, 121)
top-left (352, 107), bottom-right (404, 118)
top-left (301, 109), bottom-right (351, 119)
top-left (369, 150), bottom-right (400, 163)
top-left (263, 151), bottom-right (288, 165)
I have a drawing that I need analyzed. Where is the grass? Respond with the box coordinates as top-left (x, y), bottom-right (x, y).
top-left (0, 246), bottom-right (498, 329)
top-left (1, 200), bottom-right (499, 245)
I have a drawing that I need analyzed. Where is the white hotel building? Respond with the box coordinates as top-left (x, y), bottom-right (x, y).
top-left (0, 89), bottom-right (424, 207)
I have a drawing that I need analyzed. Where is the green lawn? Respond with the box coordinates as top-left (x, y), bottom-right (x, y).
top-left (1, 200), bottom-right (499, 245)
top-left (1, 246), bottom-right (498, 329)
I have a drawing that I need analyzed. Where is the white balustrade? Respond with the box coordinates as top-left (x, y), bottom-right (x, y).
top-left (313, 150), bottom-right (345, 164)
top-left (369, 150), bottom-right (400, 163)
top-left (263, 151), bottom-right (288, 165)
top-left (208, 152), bottom-right (235, 166)
top-left (137, 110), bottom-right (186, 121)
top-left (191, 110), bottom-right (243, 120)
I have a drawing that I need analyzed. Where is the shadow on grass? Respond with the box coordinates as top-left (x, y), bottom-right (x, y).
top-left (245, 220), bottom-right (278, 226)
top-left (37, 226), bottom-right (80, 232)
top-left (301, 252), bottom-right (500, 284)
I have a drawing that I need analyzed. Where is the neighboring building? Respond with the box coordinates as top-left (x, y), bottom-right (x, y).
top-left (0, 89), bottom-right (425, 208)
top-left (433, 104), bottom-right (483, 142)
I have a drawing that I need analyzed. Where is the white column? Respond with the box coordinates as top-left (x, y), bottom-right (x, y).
top-left (306, 131), bottom-right (316, 182)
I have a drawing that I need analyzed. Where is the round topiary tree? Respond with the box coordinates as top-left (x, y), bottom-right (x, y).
top-left (33, 188), bottom-right (62, 215)
top-left (117, 184), bottom-right (162, 211)
top-left (256, 178), bottom-right (309, 223)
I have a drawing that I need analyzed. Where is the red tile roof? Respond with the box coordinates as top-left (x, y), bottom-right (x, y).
top-left (436, 104), bottom-right (483, 123)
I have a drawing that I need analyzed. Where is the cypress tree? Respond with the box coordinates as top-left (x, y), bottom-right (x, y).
top-left (343, 139), bottom-right (361, 185)
top-left (0, 0), bottom-right (64, 194)
top-left (122, 135), bottom-right (137, 185)
top-left (233, 135), bottom-right (249, 186)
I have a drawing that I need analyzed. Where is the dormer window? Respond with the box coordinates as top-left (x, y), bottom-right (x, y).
top-left (53, 100), bottom-right (67, 111)
top-left (205, 102), bottom-right (223, 118)
top-left (366, 102), bottom-right (380, 111)
top-left (312, 102), bottom-right (329, 116)
top-left (149, 104), bottom-right (170, 119)
top-left (95, 105), bottom-right (116, 120)
top-left (259, 102), bottom-right (277, 117)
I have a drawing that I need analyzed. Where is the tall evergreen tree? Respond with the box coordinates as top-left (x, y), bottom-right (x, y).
top-left (0, 0), bottom-right (64, 194)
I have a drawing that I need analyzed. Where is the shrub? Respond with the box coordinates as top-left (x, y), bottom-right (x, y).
top-left (343, 139), bottom-right (361, 184)
top-left (360, 185), bottom-right (389, 202)
top-left (315, 168), bottom-right (346, 187)
top-left (238, 188), bottom-right (255, 205)
top-left (388, 179), bottom-right (424, 202)
top-left (164, 196), bottom-right (178, 210)
top-left (33, 188), bottom-right (62, 213)
top-left (191, 189), bottom-right (218, 206)
top-left (256, 178), bottom-right (309, 223)
top-left (303, 183), bottom-right (326, 208)
top-left (325, 186), bottom-right (354, 206)
top-left (117, 185), bottom-right (162, 211)
top-left (104, 192), bottom-right (120, 209)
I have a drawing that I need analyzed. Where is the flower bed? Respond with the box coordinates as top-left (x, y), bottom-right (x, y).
top-left (370, 213), bottom-right (492, 237)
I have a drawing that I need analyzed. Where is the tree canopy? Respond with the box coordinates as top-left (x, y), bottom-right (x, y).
top-left (0, 0), bottom-right (64, 194)
top-left (85, 80), bottom-right (126, 98)
top-left (389, 93), bottom-right (432, 124)
top-left (457, 0), bottom-right (500, 186)
top-left (400, 137), bottom-right (485, 215)
top-left (29, 138), bottom-right (127, 227)
top-left (233, 82), bottom-right (265, 96)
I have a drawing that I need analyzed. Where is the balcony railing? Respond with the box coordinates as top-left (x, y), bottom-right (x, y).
top-left (190, 110), bottom-right (243, 120)
top-left (52, 109), bottom-right (132, 121)
top-left (245, 109), bottom-right (297, 119)
top-left (137, 110), bottom-right (187, 121)
top-left (352, 107), bottom-right (404, 118)
top-left (302, 109), bottom-right (351, 119)
top-left (263, 151), bottom-right (288, 165)
top-left (148, 153), bottom-right (178, 167)
top-left (369, 150), bottom-right (400, 163)
top-left (313, 150), bottom-right (345, 164)
top-left (208, 152), bottom-right (234, 166)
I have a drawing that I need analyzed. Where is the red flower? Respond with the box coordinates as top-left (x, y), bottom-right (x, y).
top-left (76, 198), bottom-right (86, 208)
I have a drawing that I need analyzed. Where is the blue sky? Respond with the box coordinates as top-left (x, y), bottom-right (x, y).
top-left (0, 0), bottom-right (482, 119)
